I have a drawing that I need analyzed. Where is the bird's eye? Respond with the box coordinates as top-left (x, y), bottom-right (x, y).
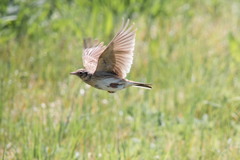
top-left (79, 72), bottom-right (83, 75)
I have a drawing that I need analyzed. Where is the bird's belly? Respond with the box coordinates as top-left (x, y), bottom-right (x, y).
top-left (92, 77), bottom-right (126, 91)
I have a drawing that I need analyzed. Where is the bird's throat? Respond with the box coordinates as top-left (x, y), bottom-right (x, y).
top-left (81, 72), bottom-right (92, 83)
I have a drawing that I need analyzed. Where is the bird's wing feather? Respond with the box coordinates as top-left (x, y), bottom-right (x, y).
top-left (82, 38), bottom-right (106, 73)
top-left (95, 18), bottom-right (137, 78)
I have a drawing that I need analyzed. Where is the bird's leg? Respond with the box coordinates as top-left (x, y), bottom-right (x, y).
top-left (108, 91), bottom-right (115, 93)
top-left (109, 83), bottom-right (118, 88)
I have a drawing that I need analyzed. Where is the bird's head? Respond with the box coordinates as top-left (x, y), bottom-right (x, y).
top-left (70, 69), bottom-right (88, 79)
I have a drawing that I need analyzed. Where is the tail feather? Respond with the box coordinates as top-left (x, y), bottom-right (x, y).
top-left (129, 81), bottom-right (153, 89)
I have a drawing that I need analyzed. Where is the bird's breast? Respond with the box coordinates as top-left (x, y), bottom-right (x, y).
top-left (88, 73), bottom-right (126, 91)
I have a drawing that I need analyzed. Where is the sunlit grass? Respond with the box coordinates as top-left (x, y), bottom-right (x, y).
top-left (1, 0), bottom-right (240, 159)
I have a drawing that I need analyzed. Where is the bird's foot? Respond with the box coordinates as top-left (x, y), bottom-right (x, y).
top-left (108, 91), bottom-right (115, 93)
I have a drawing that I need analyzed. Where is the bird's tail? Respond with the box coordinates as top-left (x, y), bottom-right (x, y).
top-left (128, 81), bottom-right (153, 89)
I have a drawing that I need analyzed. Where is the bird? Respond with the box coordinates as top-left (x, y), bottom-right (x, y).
top-left (70, 18), bottom-right (153, 93)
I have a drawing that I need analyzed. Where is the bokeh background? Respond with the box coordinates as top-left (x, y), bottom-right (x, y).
top-left (1, 0), bottom-right (240, 159)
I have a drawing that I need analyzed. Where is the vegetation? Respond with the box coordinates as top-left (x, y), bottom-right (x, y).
top-left (1, 0), bottom-right (240, 159)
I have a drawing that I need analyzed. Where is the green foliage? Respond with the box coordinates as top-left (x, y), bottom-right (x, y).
top-left (229, 33), bottom-right (240, 63)
top-left (1, 0), bottom-right (240, 159)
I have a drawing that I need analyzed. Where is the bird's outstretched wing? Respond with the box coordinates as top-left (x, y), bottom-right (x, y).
top-left (82, 38), bottom-right (106, 73)
top-left (95, 18), bottom-right (137, 78)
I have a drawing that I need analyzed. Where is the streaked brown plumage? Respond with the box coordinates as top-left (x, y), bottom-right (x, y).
top-left (70, 18), bottom-right (153, 93)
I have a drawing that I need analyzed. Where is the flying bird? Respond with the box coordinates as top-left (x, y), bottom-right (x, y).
top-left (70, 18), bottom-right (152, 93)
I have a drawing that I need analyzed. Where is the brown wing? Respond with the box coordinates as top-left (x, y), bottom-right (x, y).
top-left (95, 18), bottom-right (137, 78)
top-left (82, 38), bottom-right (106, 73)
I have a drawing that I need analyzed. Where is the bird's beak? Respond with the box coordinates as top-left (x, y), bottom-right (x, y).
top-left (70, 71), bottom-right (77, 75)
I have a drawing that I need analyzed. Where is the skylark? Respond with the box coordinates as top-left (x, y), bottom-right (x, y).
top-left (70, 18), bottom-right (152, 93)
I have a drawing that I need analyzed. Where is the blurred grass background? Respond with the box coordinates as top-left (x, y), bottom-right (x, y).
top-left (1, 0), bottom-right (240, 159)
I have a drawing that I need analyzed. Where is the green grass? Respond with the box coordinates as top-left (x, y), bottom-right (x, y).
top-left (1, 0), bottom-right (240, 159)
